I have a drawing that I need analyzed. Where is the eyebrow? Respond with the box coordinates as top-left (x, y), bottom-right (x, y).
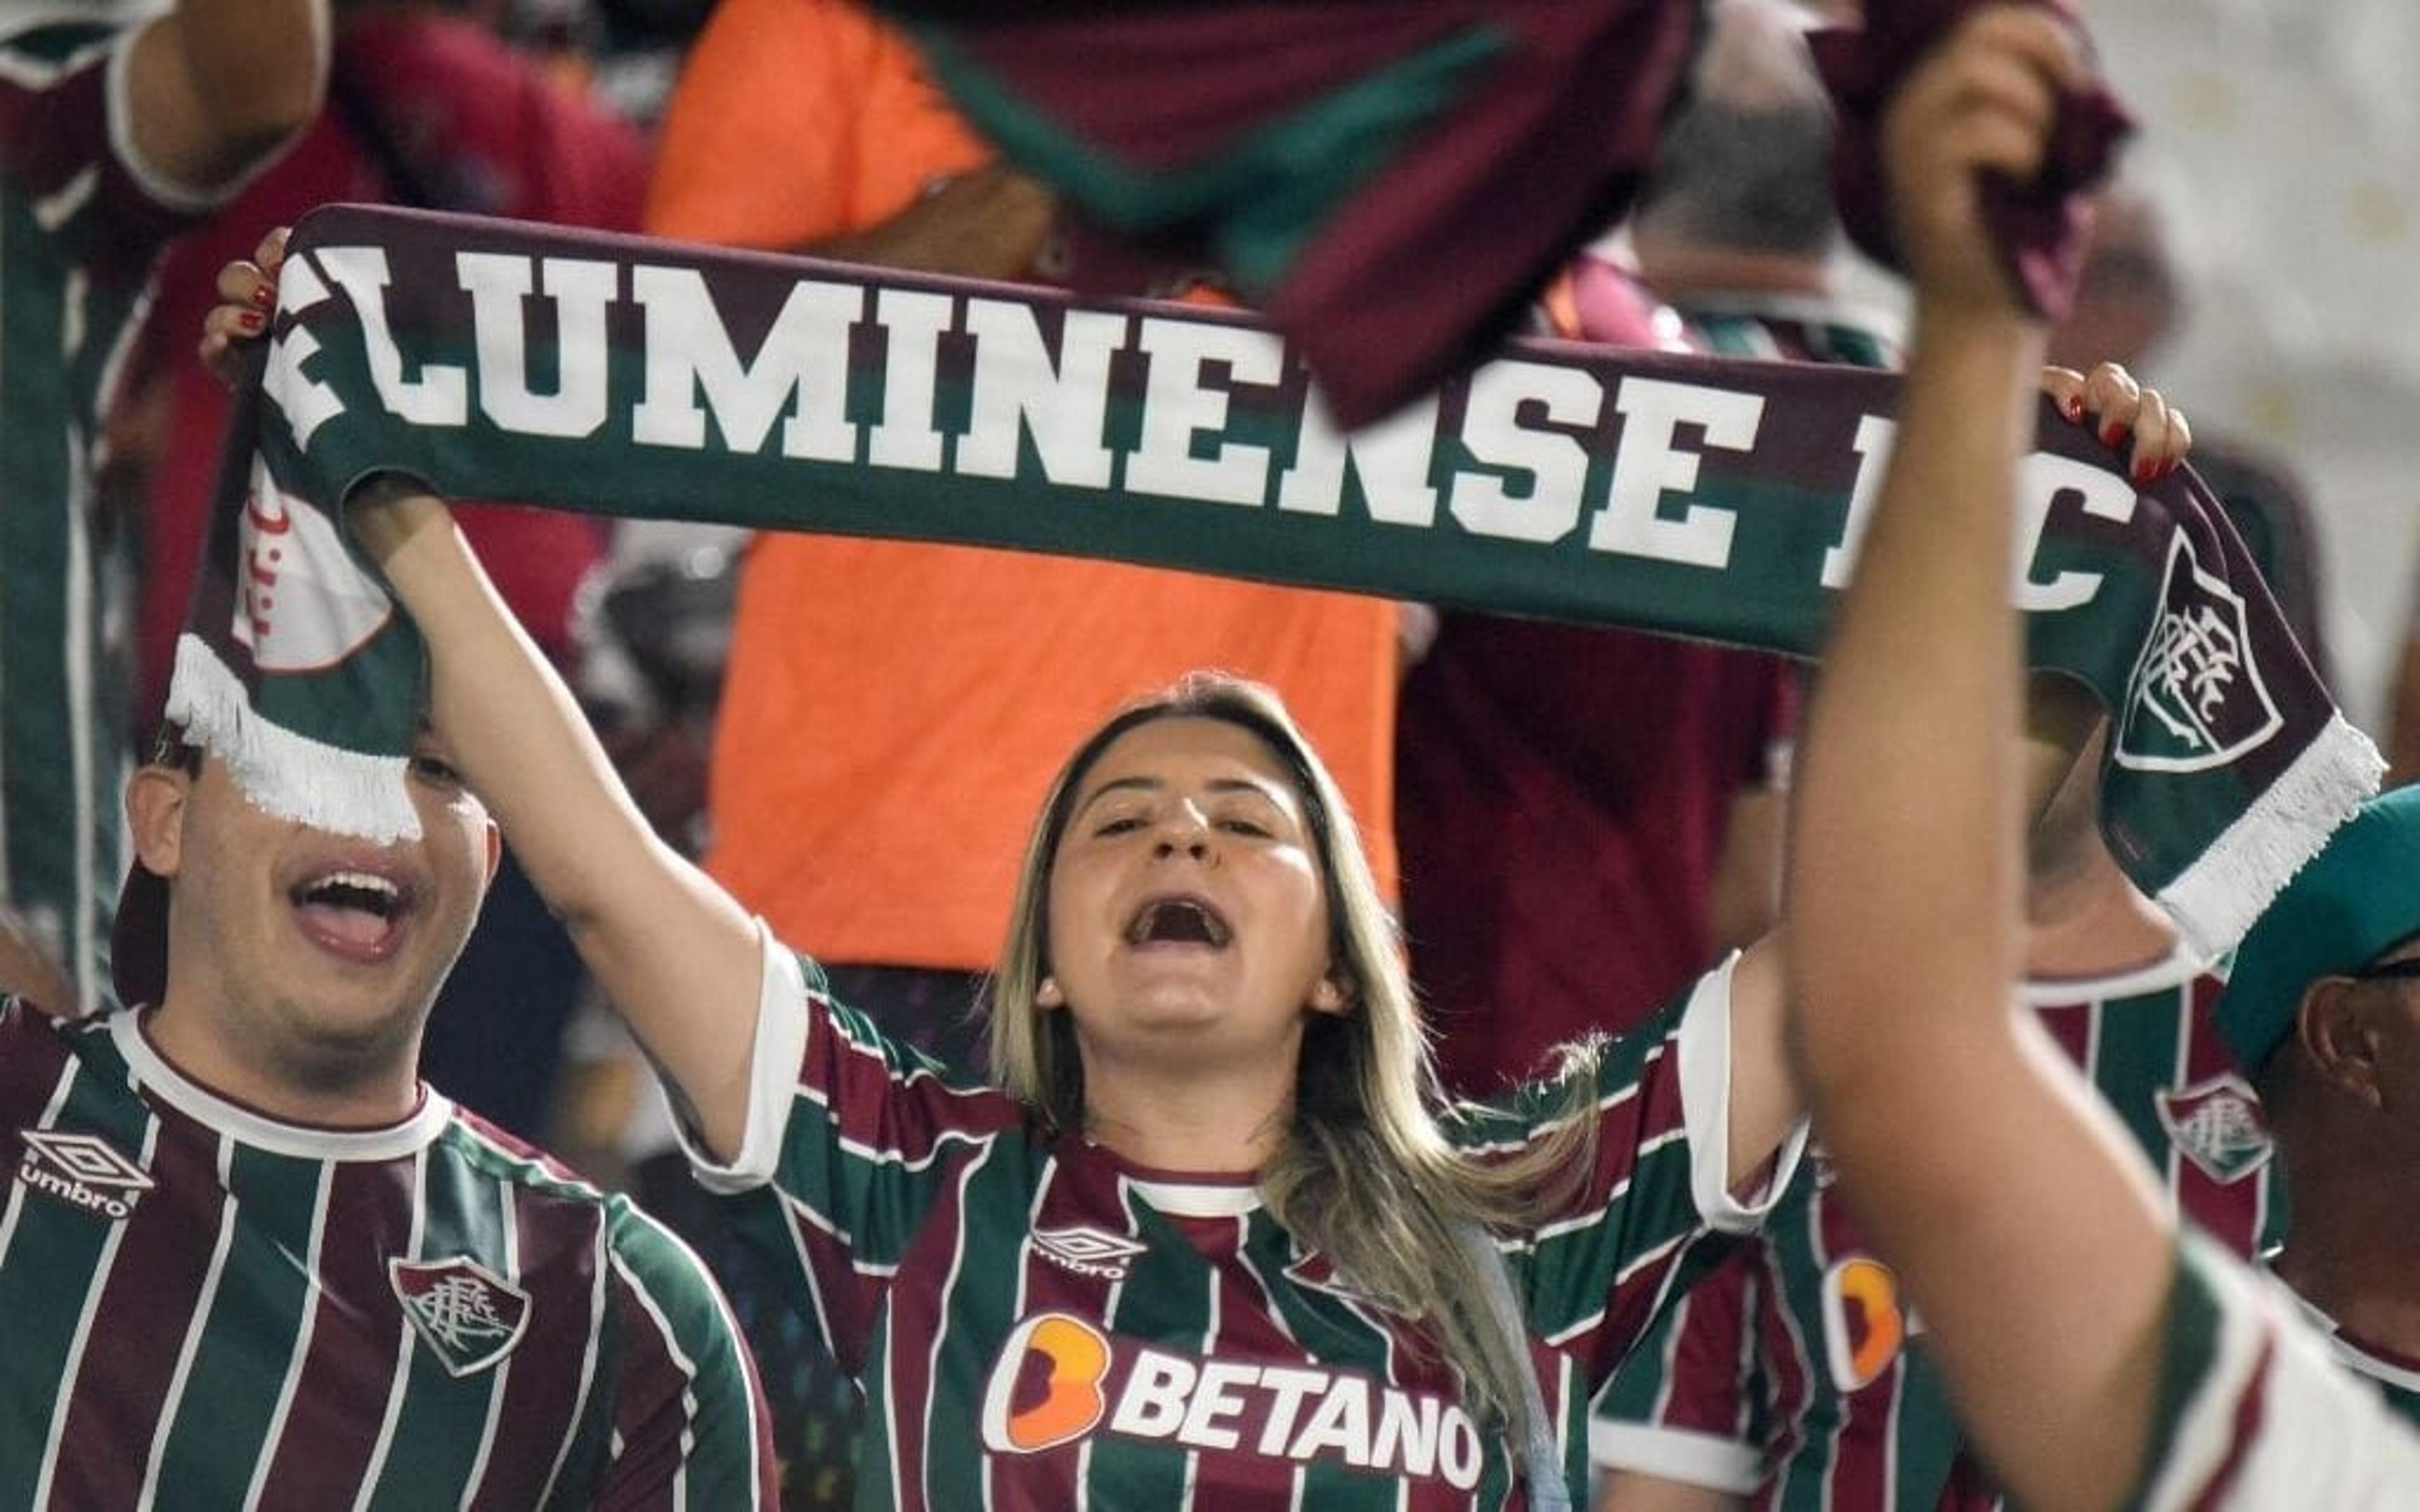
top-left (1073, 774), bottom-right (1289, 816)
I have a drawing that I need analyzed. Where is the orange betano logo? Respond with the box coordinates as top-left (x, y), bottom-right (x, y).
top-left (1821, 1256), bottom-right (1907, 1392)
top-left (983, 1312), bottom-right (1112, 1453)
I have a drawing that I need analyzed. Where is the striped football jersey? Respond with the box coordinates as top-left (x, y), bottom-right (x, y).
top-left (2130, 1234), bottom-right (2420, 1509)
top-left (683, 936), bottom-right (1802, 1509)
top-left (0, 9), bottom-right (214, 1012)
top-left (0, 1000), bottom-right (777, 1507)
top-left (1594, 949), bottom-right (2282, 1509)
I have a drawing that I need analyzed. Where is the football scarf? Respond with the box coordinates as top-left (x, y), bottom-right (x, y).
top-left (173, 204), bottom-right (2378, 957)
top-left (868, 0), bottom-right (2126, 425)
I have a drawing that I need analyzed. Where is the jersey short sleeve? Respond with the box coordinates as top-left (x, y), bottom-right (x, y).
top-left (594, 1196), bottom-right (782, 1504)
top-left (672, 925), bottom-right (1025, 1373)
top-left (2131, 1232), bottom-right (2420, 1510)
top-left (1591, 1242), bottom-right (1769, 1494)
top-left (0, 9), bottom-right (243, 279)
top-left (1449, 955), bottom-right (1807, 1389)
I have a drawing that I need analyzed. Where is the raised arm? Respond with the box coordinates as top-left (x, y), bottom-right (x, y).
top-left (125, 0), bottom-right (329, 194)
top-left (1782, 9), bottom-right (2189, 1510)
top-left (347, 481), bottom-right (765, 1162)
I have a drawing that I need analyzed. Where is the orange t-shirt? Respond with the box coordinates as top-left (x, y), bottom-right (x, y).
top-left (648, 0), bottom-right (1398, 971)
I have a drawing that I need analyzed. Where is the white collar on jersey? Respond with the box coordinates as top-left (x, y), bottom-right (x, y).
top-left (110, 1010), bottom-right (455, 1162)
top-left (2018, 941), bottom-right (2213, 1007)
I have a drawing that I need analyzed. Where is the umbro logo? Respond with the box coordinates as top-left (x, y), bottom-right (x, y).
top-left (1033, 1227), bottom-right (1150, 1281)
top-left (391, 1257), bottom-right (531, 1377)
top-left (14, 1129), bottom-right (154, 1220)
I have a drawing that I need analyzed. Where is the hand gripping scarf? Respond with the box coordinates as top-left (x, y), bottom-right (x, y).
top-left (171, 204), bottom-right (2378, 962)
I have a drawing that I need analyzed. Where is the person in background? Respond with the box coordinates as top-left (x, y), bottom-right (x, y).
top-left (1781, 6), bottom-right (2417, 1505)
top-left (1400, 0), bottom-right (1860, 1094)
top-left (2213, 786), bottom-right (2420, 1424)
top-left (0, 0), bottom-right (329, 1014)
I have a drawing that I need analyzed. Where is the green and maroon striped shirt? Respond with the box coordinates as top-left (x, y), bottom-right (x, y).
top-left (0, 999), bottom-right (777, 1508)
top-left (2131, 1234), bottom-right (2420, 1509)
top-left (0, 8), bottom-right (217, 1011)
top-left (1594, 951), bottom-right (2283, 1509)
top-left (686, 937), bottom-right (1799, 1509)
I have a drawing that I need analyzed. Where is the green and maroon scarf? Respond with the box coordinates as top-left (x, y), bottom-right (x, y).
top-left (175, 205), bottom-right (2378, 956)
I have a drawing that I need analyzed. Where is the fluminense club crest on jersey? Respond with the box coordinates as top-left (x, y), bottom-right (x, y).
top-left (390, 1256), bottom-right (532, 1377)
top-left (2156, 1073), bottom-right (2274, 1184)
top-left (2114, 531), bottom-right (2283, 774)
top-left (14, 1129), bottom-right (155, 1220)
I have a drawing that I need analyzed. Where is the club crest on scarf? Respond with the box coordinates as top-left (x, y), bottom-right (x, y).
top-left (236, 453), bottom-right (394, 672)
top-left (390, 1256), bottom-right (531, 1377)
top-left (2114, 531), bottom-right (2284, 774)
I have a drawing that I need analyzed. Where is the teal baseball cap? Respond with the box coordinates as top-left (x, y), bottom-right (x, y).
top-left (2218, 786), bottom-right (2420, 1075)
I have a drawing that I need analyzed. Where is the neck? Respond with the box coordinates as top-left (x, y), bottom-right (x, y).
top-left (146, 990), bottom-right (424, 1130)
top-left (1080, 1050), bottom-right (1294, 1173)
top-left (2024, 842), bottom-right (2179, 981)
top-left (2271, 1142), bottom-right (2420, 1356)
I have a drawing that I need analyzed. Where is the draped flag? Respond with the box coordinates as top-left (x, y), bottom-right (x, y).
top-left (178, 205), bottom-right (2378, 958)
top-left (867, 0), bottom-right (2129, 425)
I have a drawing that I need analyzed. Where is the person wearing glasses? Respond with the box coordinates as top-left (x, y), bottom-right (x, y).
top-left (2213, 787), bottom-right (2420, 1424)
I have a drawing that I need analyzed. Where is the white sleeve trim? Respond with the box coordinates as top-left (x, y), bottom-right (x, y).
top-left (674, 922), bottom-right (810, 1194)
top-left (1678, 953), bottom-right (1809, 1234)
top-left (105, 6), bottom-right (290, 215)
top-left (1589, 1421), bottom-right (1763, 1494)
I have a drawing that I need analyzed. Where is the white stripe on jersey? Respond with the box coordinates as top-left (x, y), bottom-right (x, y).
top-left (138, 1135), bottom-right (237, 1510)
top-left (923, 1140), bottom-right (1001, 1512)
top-left (1231, 1211), bottom-right (1312, 1512)
top-left (991, 1158), bottom-right (1063, 1512)
top-left (458, 1183), bottom-right (521, 1506)
top-left (609, 1245), bottom-right (703, 1511)
top-left (33, 1111), bottom-right (160, 1504)
top-left (241, 1159), bottom-right (335, 1511)
top-left (0, 1054), bottom-right (78, 1265)
top-left (533, 1211), bottom-right (611, 1508)
top-left (1543, 1227), bottom-right (1692, 1349)
top-left (352, 1147), bottom-right (432, 1512)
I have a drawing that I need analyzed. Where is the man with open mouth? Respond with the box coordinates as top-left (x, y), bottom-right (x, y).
top-left (0, 718), bottom-right (778, 1503)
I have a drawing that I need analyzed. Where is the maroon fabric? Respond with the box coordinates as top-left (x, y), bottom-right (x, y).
top-left (1810, 0), bottom-right (2133, 323)
top-left (1398, 617), bottom-right (1797, 1097)
top-left (907, 1), bottom-right (1703, 427)
top-left (134, 11), bottom-right (645, 716)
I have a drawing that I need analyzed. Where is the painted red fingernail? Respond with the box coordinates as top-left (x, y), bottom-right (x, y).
top-left (2132, 459), bottom-right (2157, 484)
top-left (2064, 395), bottom-right (2085, 421)
top-left (238, 309), bottom-right (265, 333)
top-left (2100, 421), bottom-right (2128, 448)
top-left (249, 284), bottom-right (274, 309)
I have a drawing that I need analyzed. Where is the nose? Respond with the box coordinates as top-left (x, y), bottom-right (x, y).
top-left (1151, 807), bottom-right (1215, 864)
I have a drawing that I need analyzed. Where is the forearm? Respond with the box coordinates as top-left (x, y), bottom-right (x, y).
top-left (129, 0), bottom-right (329, 192)
top-left (350, 483), bottom-right (763, 1160)
top-left (1789, 302), bottom-right (2043, 1081)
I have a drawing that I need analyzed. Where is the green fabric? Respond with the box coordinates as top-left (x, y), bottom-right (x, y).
top-left (179, 205), bottom-right (2378, 959)
top-left (2217, 786), bottom-right (2420, 1073)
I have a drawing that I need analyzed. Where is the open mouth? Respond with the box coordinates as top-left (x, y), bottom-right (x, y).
top-left (1124, 895), bottom-right (1232, 949)
top-left (289, 868), bottom-right (413, 959)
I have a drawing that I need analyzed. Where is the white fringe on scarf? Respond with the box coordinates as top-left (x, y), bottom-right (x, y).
top-left (2159, 710), bottom-right (2387, 957)
top-left (166, 634), bottom-right (422, 844)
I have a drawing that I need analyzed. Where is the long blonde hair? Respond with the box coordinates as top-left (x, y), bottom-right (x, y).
top-left (988, 673), bottom-right (1599, 1434)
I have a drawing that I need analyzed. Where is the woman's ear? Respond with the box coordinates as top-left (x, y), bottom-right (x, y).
top-left (1308, 971), bottom-right (1356, 1016)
